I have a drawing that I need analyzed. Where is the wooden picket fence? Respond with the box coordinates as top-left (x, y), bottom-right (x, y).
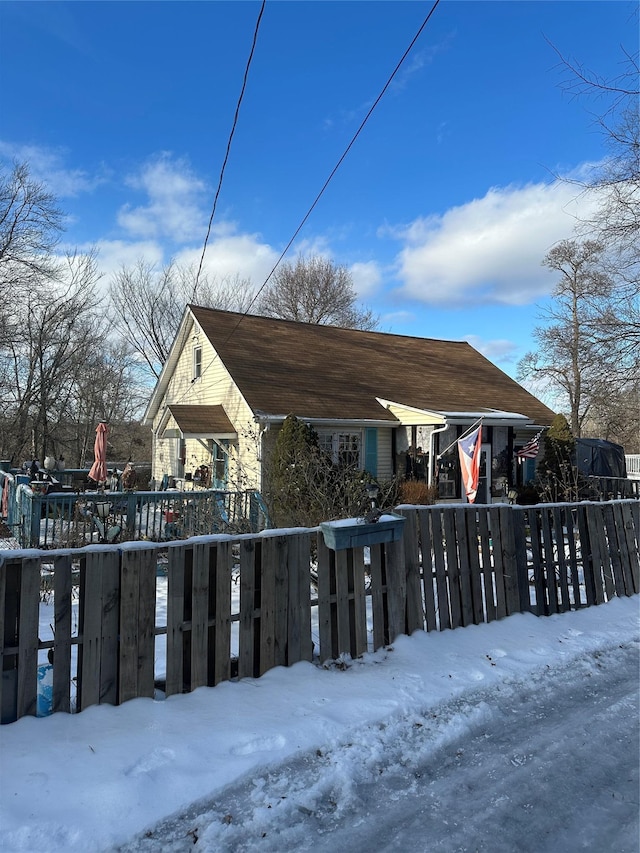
top-left (1, 499), bottom-right (638, 724)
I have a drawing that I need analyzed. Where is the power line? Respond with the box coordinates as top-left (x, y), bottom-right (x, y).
top-left (175, 0), bottom-right (442, 407)
top-left (224, 0), bottom-right (442, 340)
top-left (191, 0), bottom-right (266, 303)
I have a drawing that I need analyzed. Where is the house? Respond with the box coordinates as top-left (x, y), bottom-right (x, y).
top-left (143, 306), bottom-right (555, 503)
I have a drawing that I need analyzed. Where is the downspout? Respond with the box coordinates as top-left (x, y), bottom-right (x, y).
top-left (428, 424), bottom-right (448, 487)
top-left (257, 422), bottom-right (269, 493)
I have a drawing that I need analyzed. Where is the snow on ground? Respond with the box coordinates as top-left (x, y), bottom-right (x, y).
top-left (0, 596), bottom-right (638, 853)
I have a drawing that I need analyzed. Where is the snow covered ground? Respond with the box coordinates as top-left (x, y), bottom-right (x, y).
top-left (1, 595), bottom-right (638, 852)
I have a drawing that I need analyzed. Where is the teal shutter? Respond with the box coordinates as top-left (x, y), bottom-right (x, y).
top-left (364, 428), bottom-right (378, 477)
top-left (525, 457), bottom-right (535, 482)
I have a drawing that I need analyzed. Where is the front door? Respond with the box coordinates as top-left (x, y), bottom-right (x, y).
top-left (476, 443), bottom-right (491, 504)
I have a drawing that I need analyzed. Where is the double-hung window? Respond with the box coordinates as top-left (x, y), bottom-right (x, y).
top-left (318, 431), bottom-right (362, 468)
top-left (192, 345), bottom-right (202, 380)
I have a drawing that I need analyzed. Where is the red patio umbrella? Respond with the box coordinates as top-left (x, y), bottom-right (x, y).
top-left (88, 422), bottom-right (109, 484)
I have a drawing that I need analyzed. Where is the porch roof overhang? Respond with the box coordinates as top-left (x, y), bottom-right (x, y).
top-left (160, 405), bottom-right (237, 440)
top-left (252, 405), bottom-right (539, 432)
top-left (376, 400), bottom-right (537, 429)
top-left (253, 412), bottom-right (399, 429)
top-left (436, 409), bottom-right (535, 427)
top-left (376, 399), bottom-right (446, 426)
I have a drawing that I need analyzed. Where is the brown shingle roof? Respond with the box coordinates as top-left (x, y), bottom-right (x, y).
top-left (190, 307), bottom-right (555, 425)
top-left (168, 404), bottom-right (235, 435)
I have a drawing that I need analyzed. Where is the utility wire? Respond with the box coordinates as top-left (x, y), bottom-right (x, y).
top-left (223, 0), bottom-right (442, 341)
top-left (191, 0), bottom-right (266, 303)
top-left (176, 0), bottom-right (441, 408)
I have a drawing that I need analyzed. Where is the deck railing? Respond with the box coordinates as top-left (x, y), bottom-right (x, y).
top-left (1, 499), bottom-right (638, 724)
top-left (626, 454), bottom-right (640, 479)
top-left (0, 470), bottom-right (269, 547)
top-left (587, 476), bottom-right (640, 499)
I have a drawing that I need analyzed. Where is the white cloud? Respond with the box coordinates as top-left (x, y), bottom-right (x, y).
top-left (391, 180), bottom-right (602, 306)
top-left (85, 239), bottom-right (165, 288)
top-left (464, 334), bottom-right (520, 365)
top-left (174, 232), bottom-right (280, 289)
top-left (350, 260), bottom-right (382, 298)
top-left (0, 140), bottom-right (105, 196)
top-left (118, 154), bottom-right (207, 242)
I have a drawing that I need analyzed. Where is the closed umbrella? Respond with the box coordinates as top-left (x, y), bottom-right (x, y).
top-left (88, 422), bottom-right (109, 485)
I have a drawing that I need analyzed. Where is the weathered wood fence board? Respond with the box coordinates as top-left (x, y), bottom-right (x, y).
top-left (368, 540), bottom-right (387, 651)
top-left (52, 555), bottom-right (73, 714)
top-left (165, 545), bottom-right (186, 697)
top-left (213, 540), bottom-right (232, 687)
top-left (489, 506), bottom-right (509, 619)
top-left (238, 538), bottom-right (258, 681)
top-left (1, 499), bottom-right (638, 724)
top-left (17, 558), bottom-right (40, 719)
top-left (78, 551), bottom-right (120, 710)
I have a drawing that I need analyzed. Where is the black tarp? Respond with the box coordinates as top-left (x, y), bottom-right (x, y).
top-left (575, 438), bottom-right (627, 479)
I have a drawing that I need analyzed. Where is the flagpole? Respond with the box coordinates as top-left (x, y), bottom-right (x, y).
top-left (436, 417), bottom-right (484, 460)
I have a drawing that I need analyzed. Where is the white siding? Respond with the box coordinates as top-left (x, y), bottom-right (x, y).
top-left (151, 334), bottom-right (260, 489)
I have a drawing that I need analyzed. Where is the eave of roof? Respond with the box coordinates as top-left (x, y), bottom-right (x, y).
top-left (143, 309), bottom-right (194, 425)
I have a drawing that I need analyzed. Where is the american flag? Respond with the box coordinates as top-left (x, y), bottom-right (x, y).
top-left (517, 430), bottom-right (543, 459)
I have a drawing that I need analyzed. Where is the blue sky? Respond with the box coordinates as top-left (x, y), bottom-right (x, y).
top-left (0, 1), bottom-right (635, 380)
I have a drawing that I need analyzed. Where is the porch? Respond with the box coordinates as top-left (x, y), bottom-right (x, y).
top-left (0, 468), bottom-right (270, 549)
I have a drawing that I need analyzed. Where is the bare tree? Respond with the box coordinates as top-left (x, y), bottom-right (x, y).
top-left (0, 162), bottom-right (64, 277)
top-left (551, 36), bottom-right (639, 250)
top-left (109, 260), bottom-right (256, 381)
top-left (583, 378), bottom-right (640, 452)
top-left (0, 162), bottom-right (65, 353)
top-left (552, 39), bottom-right (639, 344)
top-left (256, 255), bottom-right (378, 330)
top-left (0, 252), bottom-right (107, 462)
top-left (517, 240), bottom-right (616, 437)
top-left (530, 39), bottom-right (640, 449)
top-left (0, 162), bottom-right (157, 465)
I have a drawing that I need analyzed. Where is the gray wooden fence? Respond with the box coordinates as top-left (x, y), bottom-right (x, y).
top-left (1, 499), bottom-right (638, 724)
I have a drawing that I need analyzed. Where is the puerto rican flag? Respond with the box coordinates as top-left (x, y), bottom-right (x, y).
top-left (458, 426), bottom-right (482, 503)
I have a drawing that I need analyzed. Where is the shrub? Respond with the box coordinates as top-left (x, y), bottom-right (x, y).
top-left (263, 415), bottom-right (401, 527)
top-left (398, 479), bottom-right (437, 505)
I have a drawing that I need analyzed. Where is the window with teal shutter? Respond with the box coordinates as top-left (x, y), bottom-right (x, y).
top-left (365, 428), bottom-right (378, 476)
top-left (525, 457), bottom-right (535, 482)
